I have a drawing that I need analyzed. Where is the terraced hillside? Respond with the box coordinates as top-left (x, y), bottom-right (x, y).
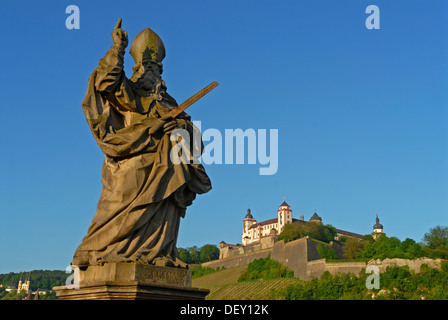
top-left (192, 266), bottom-right (301, 300)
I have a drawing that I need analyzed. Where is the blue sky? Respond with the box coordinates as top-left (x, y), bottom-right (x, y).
top-left (0, 0), bottom-right (447, 273)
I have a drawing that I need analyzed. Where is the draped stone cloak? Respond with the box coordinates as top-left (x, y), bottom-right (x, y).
top-left (72, 45), bottom-right (211, 267)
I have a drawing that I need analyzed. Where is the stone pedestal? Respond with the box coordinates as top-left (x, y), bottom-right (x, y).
top-left (53, 263), bottom-right (209, 300)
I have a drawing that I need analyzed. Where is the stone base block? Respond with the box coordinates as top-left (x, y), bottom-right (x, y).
top-left (53, 263), bottom-right (209, 300)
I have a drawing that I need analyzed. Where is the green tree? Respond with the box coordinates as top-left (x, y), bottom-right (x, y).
top-left (361, 234), bottom-right (375, 243)
top-left (322, 224), bottom-right (338, 243)
top-left (277, 221), bottom-right (337, 244)
top-left (238, 257), bottom-right (294, 281)
top-left (423, 225), bottom-right (448, 250)
top-left (342, 237), bottom-right (364, 259)
top-left (178, 244), bottom-right (220, 264)
top-left (199, 244), bottom-right (219, 262)
top-left (354, 235), bottom-right (429, 260)
top-left (400, 238), bottom-right (423, 259)
top-left (187, 246), bottom-right (201, 264)
top-left (317, 244), bottom-right (338, 260)
top-left (277, 222), bottom-right (305, 243)
top-left (178, 248), bottom-right (191, 264)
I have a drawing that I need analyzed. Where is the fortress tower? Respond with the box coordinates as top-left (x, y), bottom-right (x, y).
top-left (277, 201), bottom-right (292, 233)
top-left (243, 209), bottom-right (255, 232)
top-left (241, 199), bottom-right (294, 246)
top-left (372, 212), bottom-right (385, 240)
top-left (309, 211), bottom-right (322, 223)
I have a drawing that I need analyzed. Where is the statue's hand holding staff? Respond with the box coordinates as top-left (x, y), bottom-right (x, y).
top-left (112, 18), bottom-right (128, 49)
top-left (148, 115), bottom-right (187, 135)
top-left (163, 118), bottom-right (187, 134)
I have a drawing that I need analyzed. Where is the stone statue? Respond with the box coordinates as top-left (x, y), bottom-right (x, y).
top-left (71, 18), bottom-right (212, 268)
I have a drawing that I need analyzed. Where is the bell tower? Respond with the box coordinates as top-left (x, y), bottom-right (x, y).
top-left (277, 198), bottom-right (292, 233)
top-left (243, 208), bottom-right (255, 233)
top-left (242, 208), bottom-right (256, 245)
top-left (372, 212), bottom-right (385, 240)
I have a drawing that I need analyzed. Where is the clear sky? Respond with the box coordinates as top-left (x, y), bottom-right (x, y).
top-left (0, 0), bottom-right (447, 274)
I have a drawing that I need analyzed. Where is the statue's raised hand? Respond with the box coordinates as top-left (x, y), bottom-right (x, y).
top-left (112, 18), bottom-right (128, 49)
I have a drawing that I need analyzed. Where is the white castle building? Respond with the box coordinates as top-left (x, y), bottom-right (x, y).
top-left (219, 200), bottom-right (385, 260)
top-left (241, 201), bottom-right (364, 246)
top-left (242, 201), bottom-right (293, 246)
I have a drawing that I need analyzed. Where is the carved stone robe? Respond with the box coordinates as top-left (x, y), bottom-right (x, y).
top-left (72, 44), bottom-right (211, 267)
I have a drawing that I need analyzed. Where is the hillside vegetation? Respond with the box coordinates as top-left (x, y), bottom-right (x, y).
top-left (0, 270), bottom-right (67, 300)
top-left (192, 263), bottom-right (300, 300)
top-left (278, 223), bottom-right (448, 261)
top-left (193, 257), bottom-right (448, 300)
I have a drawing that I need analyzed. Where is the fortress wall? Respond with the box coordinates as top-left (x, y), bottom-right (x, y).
top-left (270, 238), bottom-right (310, 280)
top-left (306, 239), bottom-right (323, 261)
top-left (219, 245), bottom-right (245, 259)
top-left (274, 238), bottom-right (367, 280)
top-left (260, 235), bottom-right (277, 249)
top-left (367, 258), bottom-right (444, 273)
top-left (303, 259), bottom-right (367, 280)
top-left (301, 259), bottom-right (326, 280)
top-left (215, 237), bottom-right (364, 280)
top-left (202, 248), bottom-right (272, 269)
top-left (306, 258), bottom-right (445, 280)
top-left (219, 236), bottom-right (277, 260)
top-left (244, 243), bottom-right (263, 254)
top-left (308, 258), bottom-right (445, 279)
top-left (212, 237), bottom-right (445, 281)
top-left (323, 261), bottom-right (367, 276)
top-left (306, 259), bottom-right (328, 279)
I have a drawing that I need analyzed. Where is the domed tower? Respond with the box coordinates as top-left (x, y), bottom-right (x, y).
top-left (242, 209), bottom-right (256, 245)
top-left (277, 199), bottom-right (292, 233)
top-left (372, 212), bottom-right (385, 240)
top-left (243, 209), bottom-right (255, 233)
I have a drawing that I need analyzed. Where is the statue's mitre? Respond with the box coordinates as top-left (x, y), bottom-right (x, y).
top-left (130, 27), bottom-right (165, 64)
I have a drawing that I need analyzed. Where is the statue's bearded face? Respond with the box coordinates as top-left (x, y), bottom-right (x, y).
top-left (131, 59), bottom-right (163, 92)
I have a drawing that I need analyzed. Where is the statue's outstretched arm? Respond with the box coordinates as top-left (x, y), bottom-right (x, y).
top-left (94, 18), bottom-right (128, 95)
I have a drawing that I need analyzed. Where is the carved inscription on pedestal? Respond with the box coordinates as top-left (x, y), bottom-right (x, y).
top-left (142, 265), bottom-right (191, 287)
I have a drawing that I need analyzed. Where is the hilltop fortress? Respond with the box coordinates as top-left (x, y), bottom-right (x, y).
top-left (219, 201), bottom-right (380, 260)
top-left (202, 201), bottom-right (444, 280)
